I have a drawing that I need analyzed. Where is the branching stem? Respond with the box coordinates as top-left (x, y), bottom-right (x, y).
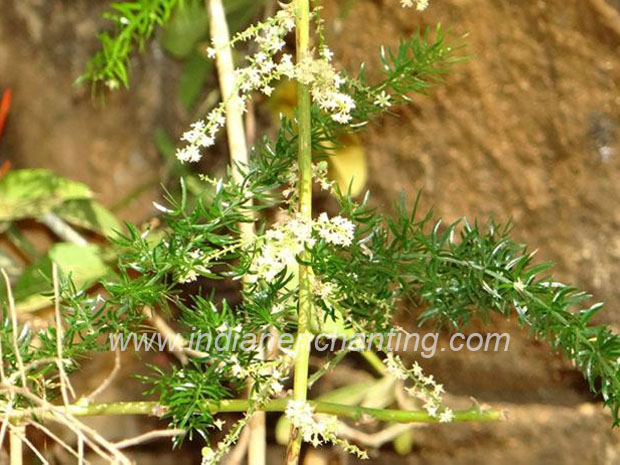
top-left (3, 398), bottom-right (504, 424)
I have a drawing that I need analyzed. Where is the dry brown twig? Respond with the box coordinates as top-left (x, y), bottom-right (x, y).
top-left (113, 428), bottom-right (185, 450)
top-left (86, 349), bottom-right (122, 402)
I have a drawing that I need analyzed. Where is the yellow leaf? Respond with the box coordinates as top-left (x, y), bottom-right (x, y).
top-left (328, 133), bottom-right (367, 197)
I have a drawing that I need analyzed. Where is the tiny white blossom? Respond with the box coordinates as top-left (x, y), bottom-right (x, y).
top-left (514, 278), bottom-right (526, 292)
top-left (374, 90), bottom-right (392, 108)
top-left (400, 0), bottom-right (429, 10)
top-left (439, 408), bottom-right (454, 423)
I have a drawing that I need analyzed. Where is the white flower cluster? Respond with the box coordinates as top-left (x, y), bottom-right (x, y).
top-left (313, 278), bottom-right (341, 301)
top-left (295, 49), bottom-right (356, 124)
top-left (249, 214), bottom-right (356, 283)
top-left (400, 0), bottom-right (429, 10)
top-left (285, 400), bottom-right (368, 457)
top-left (315, 213), bottom-right (355, 247)
top-left (286, 400), bottom-right (338, 447)
top-left (249, 216), bottom-right (313, 283)
top-left (175, 5), bottom-right (361, 164)
top-left (177, 5), bottom-right (296, 163)
top-left (201, 358), bottom-right (290, 465)
top-left (385, 354), bottom-right (454, 423)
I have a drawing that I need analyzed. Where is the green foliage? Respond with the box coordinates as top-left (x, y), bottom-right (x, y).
top-left (309, 26), bottom-right (465, 160)
top-left (81, 0), bottom-right (265, 95)
top-left (0, 274), bottom-right (114, 406)
top-left (80, 0), bottom-right (179, 89)
top-left (324, 193), bottom-right (620, 424)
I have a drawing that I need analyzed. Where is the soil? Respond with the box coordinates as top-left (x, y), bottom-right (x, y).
top-left (1, 0), bottom-right (620, 463)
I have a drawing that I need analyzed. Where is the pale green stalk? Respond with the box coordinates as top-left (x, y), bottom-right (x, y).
top-left (285, 0), bottom-right (313, 463)
top-left (3, 398), bottom-right (504, 423)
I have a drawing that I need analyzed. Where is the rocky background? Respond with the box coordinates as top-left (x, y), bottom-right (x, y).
top-left (1, 0), bottom-right (620, 463)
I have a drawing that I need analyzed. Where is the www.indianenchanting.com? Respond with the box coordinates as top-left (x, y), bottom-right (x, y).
top-left (109, 329), bottom-right (510, 359)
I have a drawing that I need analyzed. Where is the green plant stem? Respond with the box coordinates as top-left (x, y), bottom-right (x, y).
top-left (286, 0), bottom-right (313, 463)
top-left (361, 350), bottom-right (387, 376)
top-left (3, 399), bottom-right (504, 423)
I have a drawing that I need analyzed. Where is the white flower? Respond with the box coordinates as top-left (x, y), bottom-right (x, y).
top-left (271, 380), bottom-right (284, 393)
top-left (175, 145), bottom-right (202, 163)
top-left (201, 447), bottom-right (216, 465)
top-left (439, 408), bottom-right (454, 423)
top-left (385, 353), bottom-right (408, 380)
top-left (400, 0), bottom-right (429, 10)
top-left (296, 57), bottom-right (356, 124)
top-left (176, 4), bottom-right (296, 164)
top-left (374, 90), bottom-right (392, 108)
top-left (513, 278), bottom-right (526, 292)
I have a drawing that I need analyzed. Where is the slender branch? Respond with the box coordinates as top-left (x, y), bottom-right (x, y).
top-left (1, 269), bottom-right (26, 389)
top-left (2, 397), bottom-right (504, 424)
top-left (40, 212), bottom-right (88, 246)
top-left (287, 0), bottom-right (313, 463)
top-left (336, 422), bottom-right (420, 449)
top-left (86, 349), bottom-right (121, 401)
top-left (114, 428), bottom-right (185, 450)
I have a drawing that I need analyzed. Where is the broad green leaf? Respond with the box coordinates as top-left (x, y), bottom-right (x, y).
top-left (54, 199), bottom-right (122, 237)
top-left (9, 243), bottom-right (108, 312)
top-left (0, 169), bottom-right (92, 221)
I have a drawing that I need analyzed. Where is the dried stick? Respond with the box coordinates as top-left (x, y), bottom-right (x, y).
top-left (40, 213), bottom-right (88, 247)
top-left (86, 349), bottom-right (121, 401)
top-left (206, 1), bottom-right (263, 464)
top-left (27, 420), bottom-right (83, 463)
top-left (336, 422), bottom-right (420, 449)
top-left (222, 425), bottom-right (251, 465)
top-left (114, 428), bottom-right (185, 449)
top-left (9, 425), bottom-right (25, 465)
